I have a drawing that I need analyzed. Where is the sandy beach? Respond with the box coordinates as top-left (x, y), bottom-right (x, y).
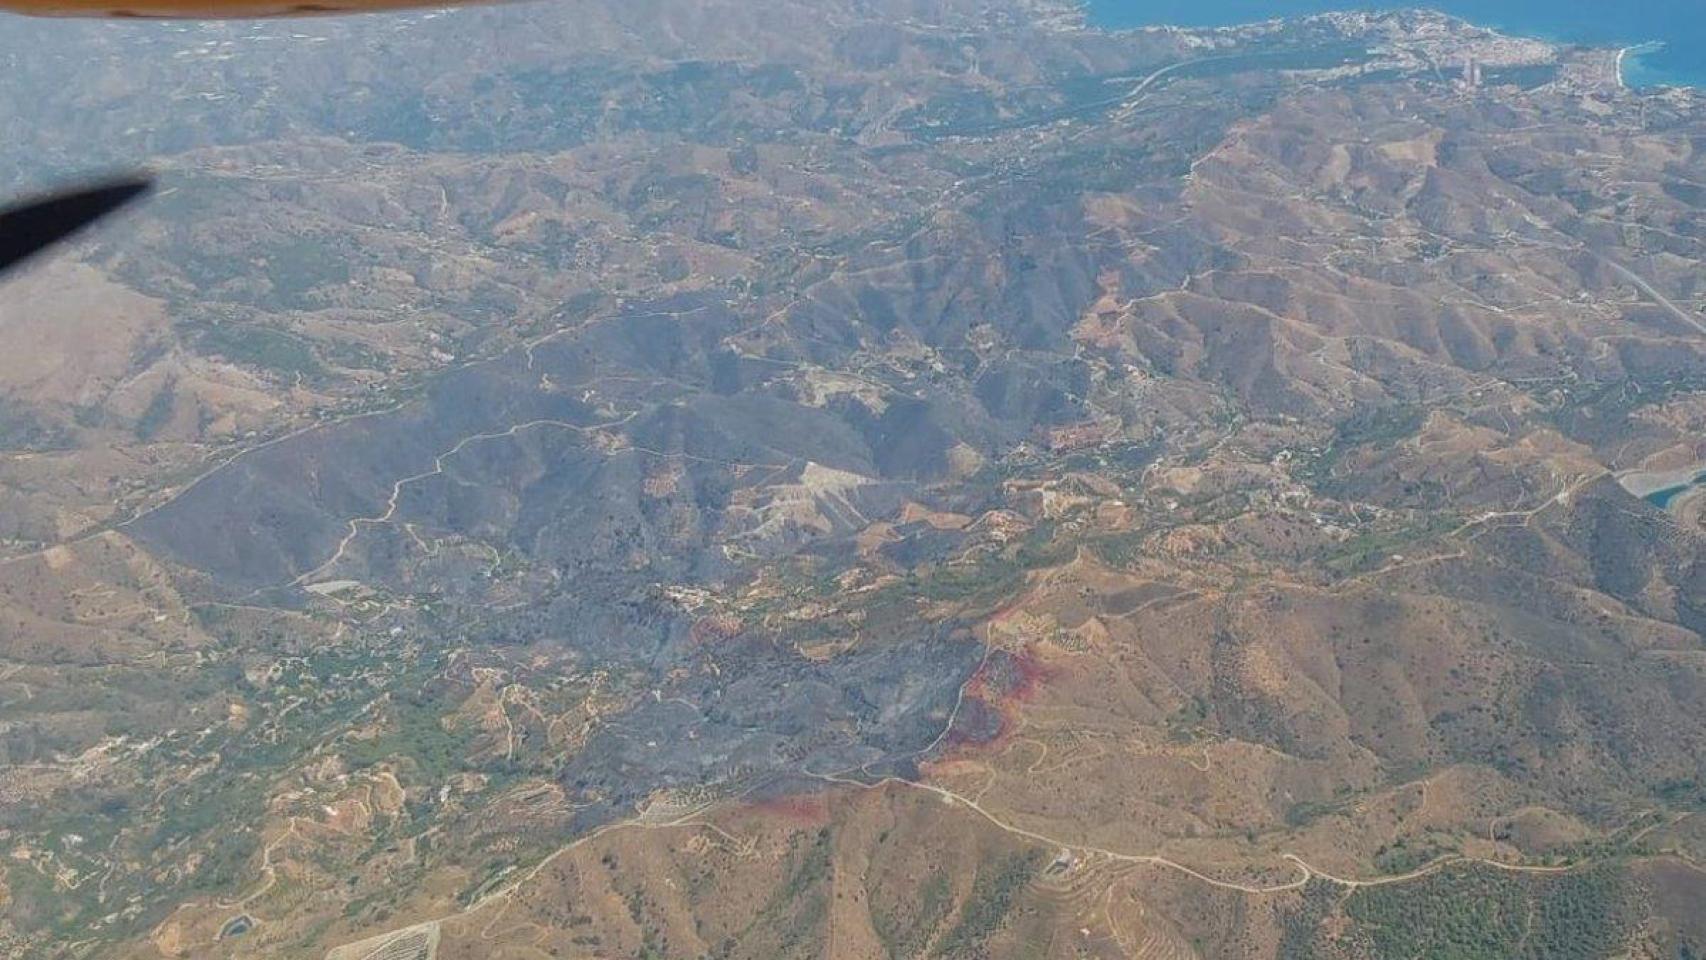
top-left (1617, 40), bottom-right (1667, 89)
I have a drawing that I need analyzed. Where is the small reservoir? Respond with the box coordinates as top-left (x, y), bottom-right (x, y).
top-left (1645, 472), bottom-right (1706, 510)
top-left (1619, 463), bottom-right (1706, 513)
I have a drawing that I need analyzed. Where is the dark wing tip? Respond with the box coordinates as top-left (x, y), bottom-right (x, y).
top-left (0, 174), bottom-right (155, 278)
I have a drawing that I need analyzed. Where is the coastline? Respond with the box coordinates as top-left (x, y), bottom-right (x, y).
top-left (1080, 3), bottom-right (1701, 90)
top-left (1617, 40), bottom-right (1667, 90)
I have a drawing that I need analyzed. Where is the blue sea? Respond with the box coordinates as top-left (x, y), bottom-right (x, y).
top-left (1086, 1), bottom-right (1706, 89)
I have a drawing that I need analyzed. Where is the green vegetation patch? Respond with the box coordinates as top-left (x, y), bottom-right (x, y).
top-left (1299, 403), bottom-right (1426, 489)
top-left (742, 827), bottom-right (834, 958)
top-left (197, 323), bottom-right (324, 379)
top-left (1316, 511), bottom-right (1458, 579)
top-left (133, 378), bottom-right (177, 440)
top-left (1166, 695), bottom-right (1212, 742)
top-left (1372, 834), bottom-right (1458, 875)
top-left (263, 238), bottom-right (353, 308)
top-left (1279, 879), bottom-right (1350, 960)
top-left (911, 523), bottom-right (1068, 606)
top-left (1344, 862), bottom-right (1640, 960)
top-left (932, 850), bottom-right (1043, 958)
top-left (341, 689), bottom-right (478, 783)
top-left (1653, 777), bottom-right (1706, 810)
top-left (873, 870), bottom-right (951, 960)
top-left (1284, 796), bottom-right (1353, 829)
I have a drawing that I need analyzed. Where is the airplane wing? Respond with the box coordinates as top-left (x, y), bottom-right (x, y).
top-left (0, 177), bottom-right (153, 279)
top-left (0, 0), bottom-right (474, 14)
top-left (0, 0), bottom-right (492, 280)
top-left (0, 0), bottom-right (462, 279)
